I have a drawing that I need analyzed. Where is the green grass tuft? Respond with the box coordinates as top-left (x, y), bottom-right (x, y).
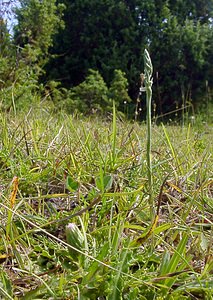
top-left (0, 106), bottom-right (212, 299)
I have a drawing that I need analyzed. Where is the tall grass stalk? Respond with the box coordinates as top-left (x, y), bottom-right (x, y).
top-left (144, 49), bottom-right (154, 219)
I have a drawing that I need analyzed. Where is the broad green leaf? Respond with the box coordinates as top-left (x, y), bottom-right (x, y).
top-left (103, 174), bottom-right (113, 191)
top-left (96, 174), bottom-right (113, 192)
top-left (66, 175), bottom-right (79, 192)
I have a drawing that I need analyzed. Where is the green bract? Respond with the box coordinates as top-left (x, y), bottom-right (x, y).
top-left (144, 49), bottom-right (153, 82)
top-left (65, 223), bottom-right (84, 259)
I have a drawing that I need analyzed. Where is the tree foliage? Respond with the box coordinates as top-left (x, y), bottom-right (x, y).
top-left (70, 69), bottom-right (110, 113)
top-left (14, 0), bottom-right (64, 65)
top-left (59, 69), bottom-right (131, 115)
top-left (0, 0), bottom-right (64, 111)
top-left (1, 0), bottom-right (212, 115)
top-left (0, 18), bottom-right (14, 86)
top-left (109, 70), bottom-right (131, 110)
top-left (44, 0), bottom-right (212, 115)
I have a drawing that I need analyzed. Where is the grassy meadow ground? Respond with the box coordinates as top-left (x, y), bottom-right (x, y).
top-left (0, 107), bottom-right (212, 299)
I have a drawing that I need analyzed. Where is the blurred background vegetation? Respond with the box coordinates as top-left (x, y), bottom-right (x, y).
top-left (0, 0), bottom-right (212, 120)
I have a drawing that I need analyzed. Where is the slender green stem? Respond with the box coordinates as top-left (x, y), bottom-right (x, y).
top-left (112, 101), bottom-right (117, 168)
top-left (144, 49), bottom-right (154, 219)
